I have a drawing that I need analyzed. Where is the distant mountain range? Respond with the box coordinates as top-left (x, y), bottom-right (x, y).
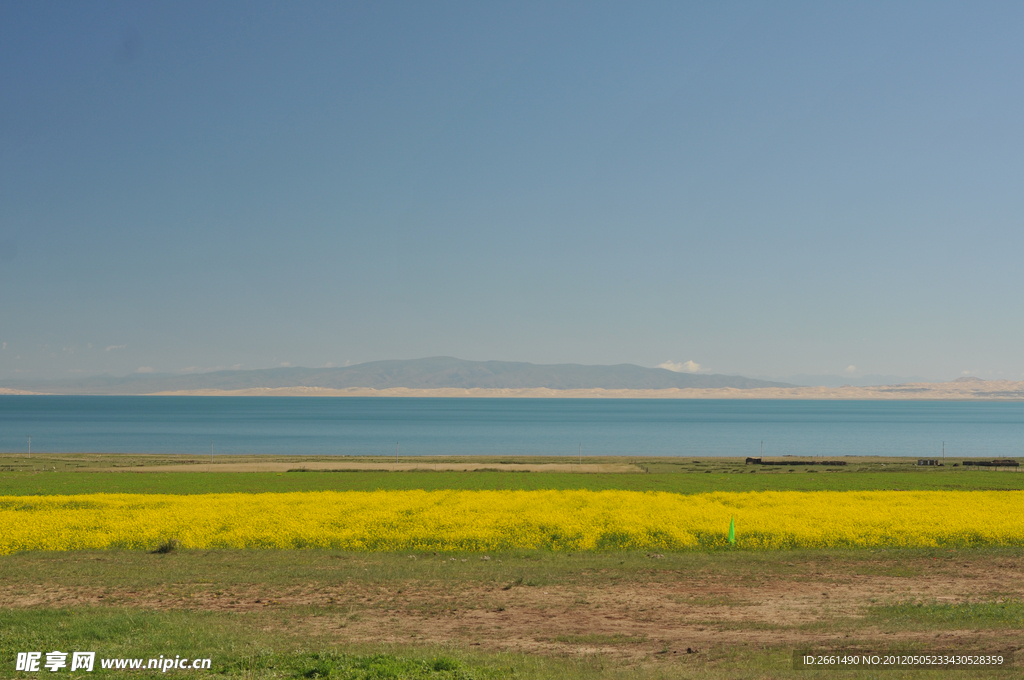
top-left (3, 357), bottom-right (793, 395)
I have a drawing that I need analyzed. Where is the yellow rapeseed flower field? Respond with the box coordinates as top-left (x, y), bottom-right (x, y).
top-left (1, 490), bottom-right (1020, 554)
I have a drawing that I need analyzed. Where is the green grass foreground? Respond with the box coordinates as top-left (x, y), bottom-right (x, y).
top-left (6, 612), bottom-right (1000, 680)
top-left (1, 607), bottom-right (542, 680)
top-left (0, 608), bottom-right (778, 680)
top-left (3, 549), bottom-right (1021, 679)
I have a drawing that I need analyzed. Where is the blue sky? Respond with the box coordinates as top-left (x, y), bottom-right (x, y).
top-left (2, 2), bottom-right (1023, 382)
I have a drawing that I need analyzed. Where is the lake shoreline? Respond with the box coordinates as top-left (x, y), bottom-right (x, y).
top-left (6, 379), bottom-right (1024, 400)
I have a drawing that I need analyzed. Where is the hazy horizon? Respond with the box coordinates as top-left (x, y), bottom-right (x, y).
top-left (0, 355), bottom-right (948, 389)
top-left (4, 3), bottom-right (1023, 382)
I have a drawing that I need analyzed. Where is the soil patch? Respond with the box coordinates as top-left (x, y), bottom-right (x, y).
top-left (6, 553), bottom-right (1022, 660)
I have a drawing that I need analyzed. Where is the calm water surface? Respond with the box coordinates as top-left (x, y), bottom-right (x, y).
top-left (1, 396), bottom-right (1022, 458)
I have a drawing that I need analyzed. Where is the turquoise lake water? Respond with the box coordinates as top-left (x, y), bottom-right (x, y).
top-left (0, 396), bottom-right (1022, 458)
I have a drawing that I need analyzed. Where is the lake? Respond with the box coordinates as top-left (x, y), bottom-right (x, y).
top-left (1, 396), bottom-right (1022, 458)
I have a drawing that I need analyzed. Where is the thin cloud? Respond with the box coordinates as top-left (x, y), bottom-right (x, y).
top-left (845, 365), bottom-right (858, 374)
top-left (105, 344), bottom-right (127, 352)
top-left (658, 360), bottom-right (705, 374)
top-left (179, 364), bottom-right (243, 374)
top-left (280, 362), bottom-right (292, 367)
top-left (135, 366), bottom-right (155, 373)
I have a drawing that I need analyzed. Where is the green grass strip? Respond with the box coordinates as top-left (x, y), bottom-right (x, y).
top-left (3, 469), bottom-right (1024, 496)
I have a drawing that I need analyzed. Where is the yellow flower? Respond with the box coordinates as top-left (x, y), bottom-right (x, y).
top-left (1, 490), bottom-right (1020, 553)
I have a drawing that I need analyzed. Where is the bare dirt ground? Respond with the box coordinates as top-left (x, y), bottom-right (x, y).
top-left (95, 461), bottom-right (640, 473)
top-left (6, 554), bottom-right (1021, 660)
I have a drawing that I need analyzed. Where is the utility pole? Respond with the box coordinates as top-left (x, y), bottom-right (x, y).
top-left (28, 435), bottom-right (31, 458)
top-left (579, 442), bottom-right (582, 466)
top-left (942, 441), bottom-right (945, 463)
top-left (396, 441), bottom-right (399, 464)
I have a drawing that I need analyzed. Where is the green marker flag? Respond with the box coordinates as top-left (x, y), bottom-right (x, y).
top-left (728, 516), bottom-right (735, 545)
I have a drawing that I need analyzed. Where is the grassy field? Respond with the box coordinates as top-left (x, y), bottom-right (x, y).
top-left (2, 454), bottom-right (1022, 678)
top-left (2, 453), bottom-right (1023, 495)
top-left (3, 548), bottom-right (1021, 678)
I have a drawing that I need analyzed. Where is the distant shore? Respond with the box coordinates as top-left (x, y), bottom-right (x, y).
top-left (5, 379), bottom-right (1024, 400)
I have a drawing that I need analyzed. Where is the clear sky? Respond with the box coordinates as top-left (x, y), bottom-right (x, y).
top-left (3, 2), bottom-right (1023, 382)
